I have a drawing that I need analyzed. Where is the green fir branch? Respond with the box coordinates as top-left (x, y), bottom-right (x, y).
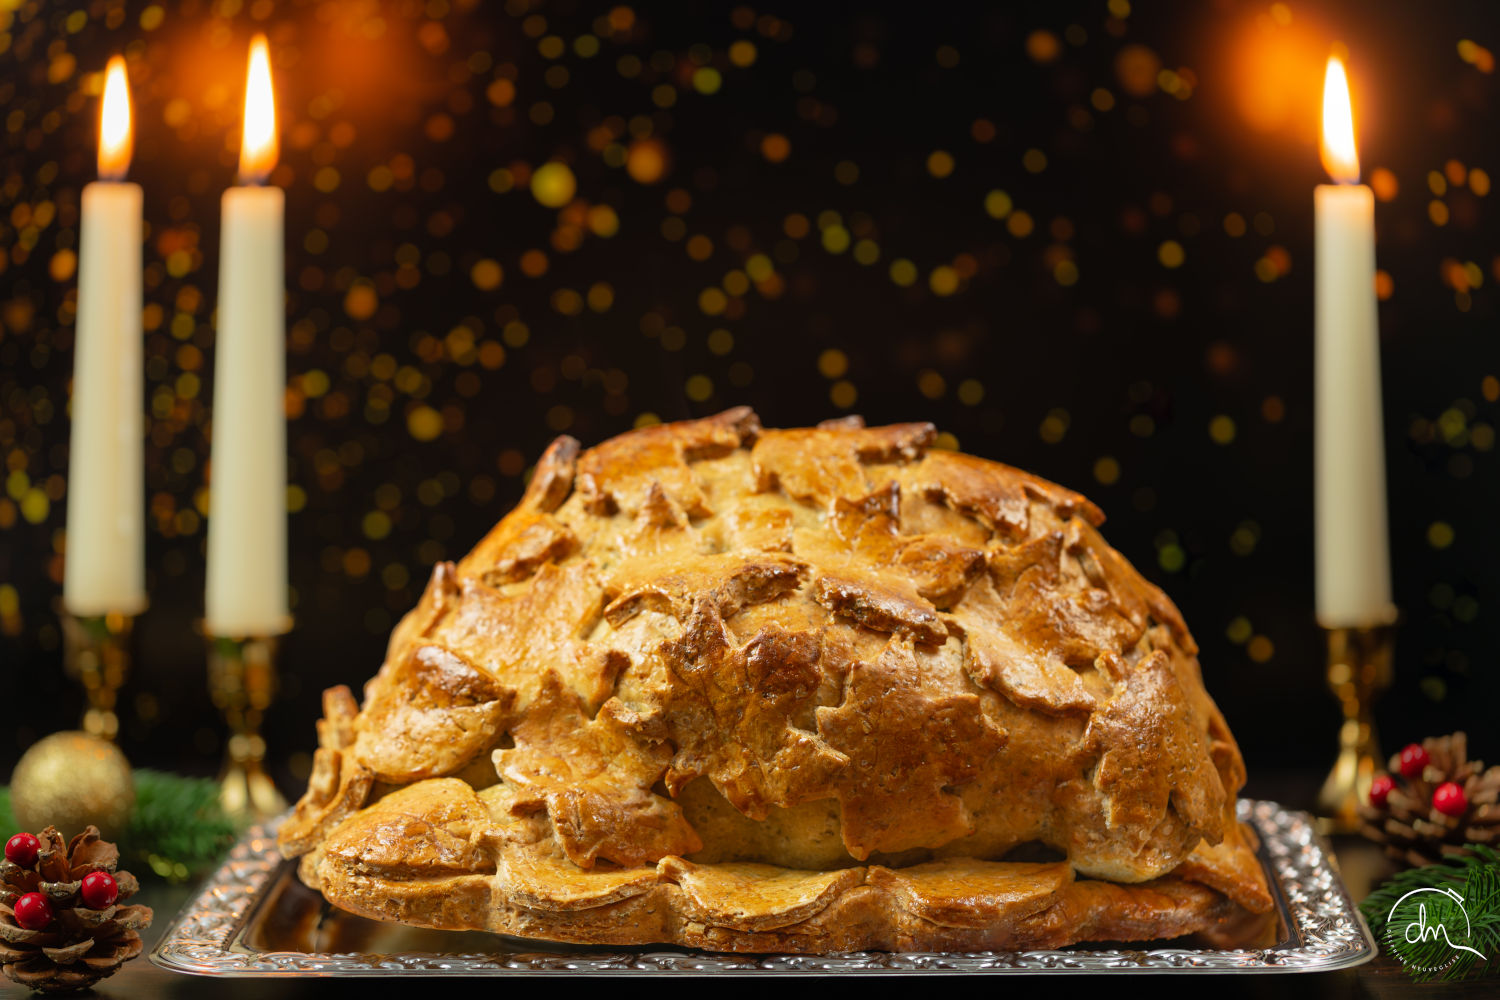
top-left (1361, 845), bottom-right (1500, 983)
top-left (122, 769), bottom-right (241, 881)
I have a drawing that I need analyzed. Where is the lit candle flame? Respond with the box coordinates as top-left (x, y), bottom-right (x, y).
top-left (238, 34), bottom-right (278, 183)
top-left (98, 56), bottom-right (132, 181)
top-left (1320, 54), bottom-right (1359, 184)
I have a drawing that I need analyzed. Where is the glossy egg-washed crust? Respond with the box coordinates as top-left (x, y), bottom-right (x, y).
top-left (279, 409), bottom-right (1273, 952)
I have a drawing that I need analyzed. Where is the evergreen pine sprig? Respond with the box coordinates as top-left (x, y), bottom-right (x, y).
top-left (123, 769), bottom-right (241, 881)
top-left (1361, 845), bottom-right (1500, 983)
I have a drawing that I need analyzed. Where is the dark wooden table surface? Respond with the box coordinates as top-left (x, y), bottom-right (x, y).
top-left (0, 773), bottom-right (1486, 997)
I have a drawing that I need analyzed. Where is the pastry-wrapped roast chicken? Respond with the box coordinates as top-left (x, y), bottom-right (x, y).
top-left (279, 409), bottom-right (1272, 951)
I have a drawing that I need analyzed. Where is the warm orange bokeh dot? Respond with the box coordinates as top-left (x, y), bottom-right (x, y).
top-left (48, 249), bottom-right (76, 282)
top-left (486, 78), bottom-right (515, 107)
top-left (626, 138), bottom-right (668, 183)
top-left (1263, 245), bottom-right (1292, 276)
top-left (1370, 167), bottom-right (1398, 202)
top-left (471, 259), bottom-right (503, 291)
top-left (760, 132), bottom-right (791, 163)
top-left (478, 341), bottom-right (507, 370)
top-left (1374, 269), bottom-right (1394, 300)
top-left (1026, 30), bottom-right (1060, 64)
top-left (607, 5), bottom-right (635, 33)
top-left (586, 204), bottom-right (620, 237)
top-left (555, 226), bottom-right (588, 256)
top-left (344, 283), bottom-right (377, 320)
top-left (550, 223), bottom-right (584, 254)
top-left (1114, 44), bottom-right (1161, 97)
top-left (686, 234), bottom-right (713, 261)
top-left (424, 113), bottom-right (455, 142)
top-left (1206, 341), bottom-right (1239, 375)
top-left (519, 249), bottom-right (549, 277)
top-left (406, 406), bottom-right (442, 442)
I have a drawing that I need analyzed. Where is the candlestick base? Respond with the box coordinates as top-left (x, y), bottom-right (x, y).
top-left (207, 634), bottom-right (287, 822)
top-left (1315, 624), bottom-right (1395, 834)
top-left (59, 606), bottom-right (138, 741)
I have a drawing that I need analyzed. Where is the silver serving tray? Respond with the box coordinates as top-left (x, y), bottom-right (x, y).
top-left (149, 799), bottom-right (1374, 975)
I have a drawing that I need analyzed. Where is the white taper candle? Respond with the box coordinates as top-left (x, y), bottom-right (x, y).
top-left (1314, 54), bottom-right (1393, 628)
top-left (64, 56), bottom-right (145, 617)
top-left (205, 35), bottom-right (289, 637)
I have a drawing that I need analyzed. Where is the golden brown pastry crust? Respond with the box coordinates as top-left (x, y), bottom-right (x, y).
top-left (281, 409), bottom-right (1273, 951)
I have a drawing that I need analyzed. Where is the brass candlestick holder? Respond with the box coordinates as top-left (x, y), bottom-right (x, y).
top-left (207, 634), bottom-right (287, 821)
top-left (59, 608), bottom-right (138, 742)
top-left (1316, 623), bottom-right (1395, 834)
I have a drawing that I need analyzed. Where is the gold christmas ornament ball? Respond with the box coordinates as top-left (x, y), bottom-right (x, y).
top-left (9, 731), bottom-right (135, 839)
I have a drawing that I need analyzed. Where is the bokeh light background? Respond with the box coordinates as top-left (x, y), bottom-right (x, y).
top-left (0, 0), bottom-right (1496, 790)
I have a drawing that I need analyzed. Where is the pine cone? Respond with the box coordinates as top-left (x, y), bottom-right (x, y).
top-left (0, 826), bottom-right (152, 994)
top-left (1359, 731), bottom-right (1500, 868)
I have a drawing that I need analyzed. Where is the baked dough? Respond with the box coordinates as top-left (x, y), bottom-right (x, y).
top-left (280, 409), bottom-right (1273, 951)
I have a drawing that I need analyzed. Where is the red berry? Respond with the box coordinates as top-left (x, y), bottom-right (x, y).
top-left (80, 871), bottom-right (118, 910)
top-left (4, 833), bottom-right (39, 869)
top-left (1369, 774), bottom-right (1396, 807)
top-left (12, 892), bottom-right (52, 930)
top-left (1399, 743), bottom-right (1430, 779)
top-left (1433, 781), bottom-right (1468, 817)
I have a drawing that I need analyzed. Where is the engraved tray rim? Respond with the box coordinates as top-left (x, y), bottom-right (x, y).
top-left (148, 799), bottom-right (1376, 976)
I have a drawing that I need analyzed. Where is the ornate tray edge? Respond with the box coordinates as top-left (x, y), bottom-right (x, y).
top-left (148, 799), bottom-right (1376, 975)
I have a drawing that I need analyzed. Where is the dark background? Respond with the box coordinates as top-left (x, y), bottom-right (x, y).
top-left (0, 0), bottom-right (1495, 793)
